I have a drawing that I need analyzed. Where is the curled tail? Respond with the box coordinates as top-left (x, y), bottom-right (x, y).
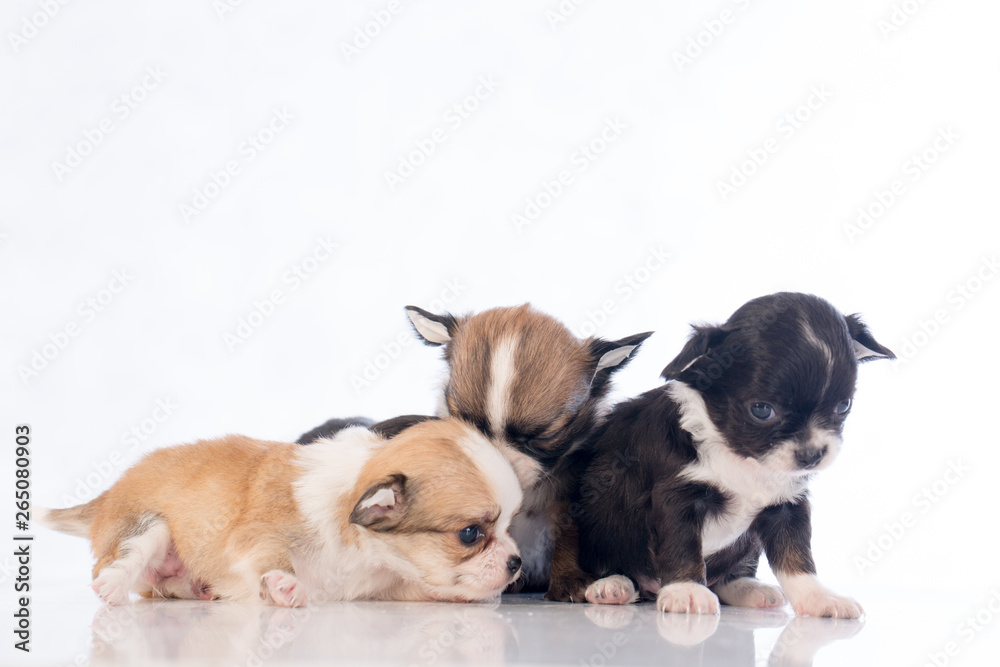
top-left (36, 498), bottom-right (101, 538)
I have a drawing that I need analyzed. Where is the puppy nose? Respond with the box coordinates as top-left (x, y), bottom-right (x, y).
top-left (507, 556), bottom-right (522, 575)
top-left (796, 447), bottom-right (826, 469)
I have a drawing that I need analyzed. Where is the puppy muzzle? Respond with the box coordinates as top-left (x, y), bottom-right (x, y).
top-left (794, 446), bottom-right (827, 470)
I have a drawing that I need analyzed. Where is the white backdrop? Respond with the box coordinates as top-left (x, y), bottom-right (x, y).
top-left (2, 0), bottom-right (998, 620)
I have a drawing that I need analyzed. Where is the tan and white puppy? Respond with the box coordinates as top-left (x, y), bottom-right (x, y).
top-left (39, 419), bottom-right (523, 607)
top-left (300, 304), bottom-right (652, 601)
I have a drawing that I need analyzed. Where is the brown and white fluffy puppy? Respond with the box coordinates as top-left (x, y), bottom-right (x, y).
top-left (39, 419), bottom-right (523, 607)
top-left (299, 304), bottom-right (651, 601)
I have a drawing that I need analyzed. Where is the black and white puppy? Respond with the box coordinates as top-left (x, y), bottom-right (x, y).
top-left (568, 293), bottom-right (893, 616)
top-left (299, 304), bottom-right (652, 599)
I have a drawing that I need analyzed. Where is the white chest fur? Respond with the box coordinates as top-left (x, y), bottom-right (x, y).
top-left (667, 382), bottom-right (807, 556)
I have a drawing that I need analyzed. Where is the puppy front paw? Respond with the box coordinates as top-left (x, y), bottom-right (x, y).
top-left (585, 575), bottom-right (639, 606)
top-left (779, 574), bottom-right (863, 618)
top-left (656, 581), bottom-right (719, 615)
top-left (92, 568), bottom-right (131, 606)
top-left (262, 570), bottom-right (308, 608)
top-left (791, 591), bottom-right (863, 619)
top-left (545, 574), bottom-right (594, 603)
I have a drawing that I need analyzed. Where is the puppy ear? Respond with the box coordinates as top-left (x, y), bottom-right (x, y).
top-left (405, 306), bottom-right (459, 346)
top-left (845, 314), bottom-right (896, 362)
top-left (589, 331), bottom-right (654, 374)
top-left (350, 475), bottom-right (408, 530)
top-left (661, 325), bottom-right (729, 380)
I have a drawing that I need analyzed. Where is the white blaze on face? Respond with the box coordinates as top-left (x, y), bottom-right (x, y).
top-left (800, 319), bottom-right (832, 366)
top-left (494, 442), bottom-right (543, 490)
top-left (800, 319), bottom-right (835, 395)
top-left (457, 429), bottom-right (523, 534)
top-left (763, 426), bottom-right (843, 475)
top-left (451, 427), bottom-right (524, 597)
top-left (487, 337), bottom-right (519, 437)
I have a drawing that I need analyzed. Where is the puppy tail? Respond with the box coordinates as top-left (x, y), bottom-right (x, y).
top-left (35, 498), bottom-right (101, 538)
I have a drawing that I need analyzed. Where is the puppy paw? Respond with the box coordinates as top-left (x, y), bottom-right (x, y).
top-left (585, 575), bottom-right (639, 606)
top-left (713, 577), bottom-right (786, 609)
top-left (656, 581), bottom-right (720, 615)
top-left (192, 581), bottom-right (214, 601)
top-left (92, 568), bottom-right (131, 606)
top-left (262, 570), bottom-right (307, 608)
top-left (545, 574), bottom-right (593, 603)
top-left (791, 592), bottom-right (863, 619)
top-left (779, 574), bottom-right (863, 618)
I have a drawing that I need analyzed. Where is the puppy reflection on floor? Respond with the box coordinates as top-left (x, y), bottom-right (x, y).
top-left (89, 599), bottom-right (516, 665)
top-left (579, 603), bottom-right (863, 667)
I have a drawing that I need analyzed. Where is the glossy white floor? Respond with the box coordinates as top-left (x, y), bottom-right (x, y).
top-left (14, 568), bottom-right (1000, 667)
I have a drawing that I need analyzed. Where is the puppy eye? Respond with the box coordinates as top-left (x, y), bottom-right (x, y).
top-left (835, 399), bottom-right (853, 415)
top-left (749, 403), bottom-right (776, 421)
top-left (458, 525), bottom-right (483, 545)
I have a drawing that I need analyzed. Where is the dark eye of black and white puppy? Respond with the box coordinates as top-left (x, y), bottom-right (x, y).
top-left (749, 402), bottom-right (777, 421)
top-left (662, 292), bottom-right (895, 476)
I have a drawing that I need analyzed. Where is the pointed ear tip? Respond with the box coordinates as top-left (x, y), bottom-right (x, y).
top-left (857, 345), bottom-right (896, 362)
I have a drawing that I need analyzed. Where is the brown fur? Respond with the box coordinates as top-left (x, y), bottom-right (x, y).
top-left (352, 421), bottom-right (498, 530)
top-left (42, 502), bottom-right (98, 537)
top-left (445, 305), bottom-right (592, 439)
top-left (349, 420), bottom-right (505, 583)
top-left (544, 500), bottom-right (592, 603)
top-left (45, 421), bottom-right (523, 605)
top-left (86, 436), bottom-right (304, 599)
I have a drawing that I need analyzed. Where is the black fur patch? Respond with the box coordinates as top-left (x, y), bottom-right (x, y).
top-left (572, 292), bottom-right (892, 598)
